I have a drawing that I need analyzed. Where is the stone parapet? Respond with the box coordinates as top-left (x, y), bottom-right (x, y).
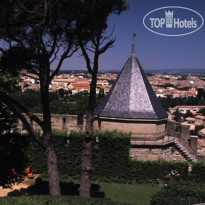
top-left (130, 147), bottom-right (186, 161)
top-left (17, 113), bottom-right (82, 133)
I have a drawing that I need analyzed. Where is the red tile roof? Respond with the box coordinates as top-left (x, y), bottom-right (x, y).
top-left (71, 83), bottom-right (90, 88)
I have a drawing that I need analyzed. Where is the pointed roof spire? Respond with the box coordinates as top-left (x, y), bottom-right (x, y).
top-left (94, 38), bottom-right (168, 120)
top-left (132, 33), bottom-right (136, 56)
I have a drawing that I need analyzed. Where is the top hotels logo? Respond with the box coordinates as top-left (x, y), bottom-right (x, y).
top-left (143, 6), bottom-right (204, 36)
top-left (165, 10), bottom-right (173, 28)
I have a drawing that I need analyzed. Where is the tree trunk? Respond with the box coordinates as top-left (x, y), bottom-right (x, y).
top-left (40, 70), bottom-right (61, 195)
top-left (79, 71), bottom-right (97, 197)
top-left (79, 113), bottom-right (93, 197)
top-left (45, 144), bottom-right (61, 195)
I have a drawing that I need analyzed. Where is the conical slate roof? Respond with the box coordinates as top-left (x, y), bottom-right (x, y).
top-left (94, 44), bottom-right (168, 119)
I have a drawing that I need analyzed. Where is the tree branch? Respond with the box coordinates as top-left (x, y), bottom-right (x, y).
top-left (49, 46), bottom-right (77, 82)
top-left (0, 92), bottom-right (44, 149)
top-left (10, 35), bottom-right (25, 48)
top-left (79, 39), bottom-right (93, 75)
top-left (85, 47), bottom-right (95, 53)
top-left (40, 35), bottom-right (48, 57)
top-left (48, 34), bottom-right (57, 58)
top-left (0, 91), bottom-right (43, 128)
top-left (98, 38), bottom-right (115, 55)
top-left (100, 26), bottom-right (115, 45)
top-left (49, 44), bottom-right (60, 64)
top-left (20, 73), bottom-right (39, 80)
top-left (0, 47), bottom-right (6, 54)
top-left (21, 0), bottom-right (48, 26)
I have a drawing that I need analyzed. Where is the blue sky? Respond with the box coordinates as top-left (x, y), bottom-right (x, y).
top-left (60, 0), bottom-right (205, 71)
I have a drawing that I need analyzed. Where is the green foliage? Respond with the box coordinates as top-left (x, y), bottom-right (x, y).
top-left (128, 160), bottom-right (189, 183)
top-left (0, 195), bottom-right (131, 205)
top-left (192, 162), bottom-right (205, 181)
top-left (178, 75), bottom-right (187, 80)
top-left (58, 88), bottom-right (65, 98)
top-left (0, 65), bottom-right (18, 133)
top-left (184, 110), bottom-right (194, 118)
top-left (0, 133), bottom-right (26, 187)
top-left (68, 91), bottom-right (89, 102)
top-left (24, 130), bottom-right (83, 177)
top-left (0, 67), bottom-right (19, 92)
top-left (10, 89), bottom-right (42, 112)
top-left (98, 88), bottom-right (105, 100)
top-left (24, 134), bottom-right (47, 174)
top-left (93, 131), bottom-right (130, 179)
top-left (197, 88), bottom-right (205, 100)
top-left (23, 130), bottom-right (205, 184)
top-left (0, 102), bottom-right (16, 134)
top-left (198, 108), bottom-right (205, 116)
top-left (55, 131), bottom-right (84, 178)
top-left (24, 130), bottom-right (193, 183)
top-left (158, 96), bottom-right (203, 111)
top-left (150, 180), bottom-right (205, 205)
top-left (0, 65), bottom-right (25, 187)
top-left (173, 109), bottom-right (183, 122)
top-left (159, 83), bottom-right (174, 88)
top-left (190, 125), bottom-right (204, 136)
top-left (158, 96), bottom-right (173, 111)
top-left (107, 79), bottom-right (116, 85)
top-left (178, 87), bottom-right (190, 90)
top-left (10, 90), bottom-right (89, 124)
top-left (190, 125), bottom-right (204, 135)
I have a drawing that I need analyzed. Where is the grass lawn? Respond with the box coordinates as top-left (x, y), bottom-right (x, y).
top-left (9, 177), bottom-right (160, 205)
top-left (97, 182), bottom-right (160, 205)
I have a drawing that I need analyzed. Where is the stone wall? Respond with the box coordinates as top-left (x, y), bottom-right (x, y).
top-left (17, 114), bottom-right (197, 162)
top-left (130, 147), bottom-right (186, 161)
top-left (93, 118), bottom-right (166, 140)
top-left (18, 113), bottom-right (82, 133)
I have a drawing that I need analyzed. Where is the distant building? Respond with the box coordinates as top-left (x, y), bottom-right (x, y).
top-left (169, 106), bottom-right (205, 114)
top-left (195, 115), bottom-right (205, 126)
top-left (69, 83), bottom-right (90, 93)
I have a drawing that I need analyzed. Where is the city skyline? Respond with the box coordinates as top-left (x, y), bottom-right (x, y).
top-left (52, 0), bottom-right (205, 71)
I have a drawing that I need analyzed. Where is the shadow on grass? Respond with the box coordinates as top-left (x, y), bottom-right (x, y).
top-left (8, 178), bottom-right (105, 198)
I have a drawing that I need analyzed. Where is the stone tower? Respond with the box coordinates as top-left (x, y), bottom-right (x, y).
top-left (94, 43), bottom-right (168, 141)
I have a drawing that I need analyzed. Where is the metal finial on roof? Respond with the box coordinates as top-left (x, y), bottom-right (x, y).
top-left (132, 33), bottom-right (136, 55)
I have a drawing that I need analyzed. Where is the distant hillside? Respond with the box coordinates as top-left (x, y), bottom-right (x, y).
top-left (57, 70), bottom-right (89, 74)
top-left (56, 68), bottom-right (205, 75)
top-left (144, 68), bottom-right (205, 76)
top-left (99, 68), bottom-right (205, 75)
top-left (56, 70), bottom-right (120, 74)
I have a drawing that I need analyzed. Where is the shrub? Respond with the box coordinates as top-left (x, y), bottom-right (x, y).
top-left (128, 160), bottom-right (189, 183)
top-left (192, 162), bottom-right (205, 181)
top-left (0, 195), bottom-right (131, 205)
top-left (24, 130), bottom-right (205, 184)
top-left (93, 130), bottom-right (130, 179)
top-left (150, 180), bottom-right (205, 205)
top-left (55, 131), bottom-right (84, 178)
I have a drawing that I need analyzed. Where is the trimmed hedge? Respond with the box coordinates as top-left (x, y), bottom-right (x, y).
top-left (93, 131), bottom-right (130, 179)
top-left (24, 130), bottom-right (204, 183)
top-left (0, 195), bottom-right (131, 205)
top-left (25, 130), bottom-right (84, 177)
top-left (192, 162), bottom-right (205, 182)
top-left (128, 160), bottom-right (189, 183)
top-left (55, 130), bottom-right (84, 178)
top-left (150, 180), bottom-right (205, 205)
